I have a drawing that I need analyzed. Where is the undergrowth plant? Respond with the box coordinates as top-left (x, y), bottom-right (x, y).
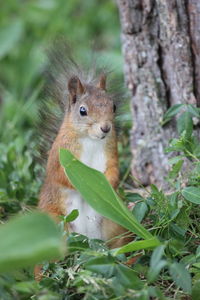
top-left (0, 104), bottom-right (200, 300)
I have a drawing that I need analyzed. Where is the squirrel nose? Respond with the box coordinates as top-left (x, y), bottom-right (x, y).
top-left (101, 125), bottom-right (111, 133)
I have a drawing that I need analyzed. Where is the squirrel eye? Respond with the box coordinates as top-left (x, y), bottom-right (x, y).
top-left (80, 106), bottom-right (87, 116)
top-left (113, 104), bottom-right (116, 113)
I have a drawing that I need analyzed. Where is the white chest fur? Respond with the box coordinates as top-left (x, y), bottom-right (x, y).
top-left (79, 137), bottom-right (107, 172)
top-left (63, 137), bottom-right (107, 239)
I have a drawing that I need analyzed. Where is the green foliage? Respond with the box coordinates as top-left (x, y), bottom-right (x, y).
top-left (0, 212), bottom-right (66, 272)
top-left (182, 187), bottom-right (200, 204)
top-left (0, 130), bottom-right (41, 218)
top-left (169, 262), bottom-right (192, 294)
top-left (162, 104), bottom-right (184, 125)
top-left (148, 245), bottom-right (167, 283)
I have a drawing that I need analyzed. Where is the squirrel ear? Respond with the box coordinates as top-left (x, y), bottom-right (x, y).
top-left (68, 76), bottom-right (85, 103)
top-left (97, 74), bottom-right (106, 91)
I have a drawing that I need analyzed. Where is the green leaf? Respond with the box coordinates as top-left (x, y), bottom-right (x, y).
top-left (126, 193), bottom-right (145, 202)
top-left (187, 104), bottom-right (200, 118)
top-left (62, 209), bottom-right (79, 223)
top-left (169, 262), bottom-right (192, 294)
top-left (0, 212), bottom-right (66, 272)
top-left (148, 245), bottom-right (167, 282)
top-left (59, 148), bottom-right (159, 242)
top-left (168, 155), bottom-right (185, 165)
top-left (148, 260), bottom-right (167, 283)
top-left (113, 238), bottom-right (161, 255)
top-left (165, 138), bottom-right (185, 153)
top-left (177, 111), bottom-right (193, 138)
top-left (150, 184), bottom-right (166, 204)
top-left (170, 223), bottom-right (186, 239)
top-left (168, 160), bottom-right (184, 179)
top-left (162, 104), bottom-right (184, 125)
top-left (85, 256), bottom-right (116, 277)
top-left (182, 186), bottom-right (200, 204)
top-left (193, 262), bottom-right (200, 269)
top-left (67, 233), bottom-right (90, 253)
top-left (114, 264), bottom-right (143, 290)
top-left (132, 202), bottom-right (148, 222)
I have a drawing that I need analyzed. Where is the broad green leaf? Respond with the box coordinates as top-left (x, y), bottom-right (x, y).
top-left (113, 238), bottom-right (160, 256)
top-left (170, 223), bottom-right (186, 239)
top-left (148, 245), bottom-right (166, 282)
top-left (169, 262), bottom-right (192, 294)
top-left (181, 254), bottom-right (196, 265)
top-left (169, 208), bottom-right (180, 221)
top-left (85, 256), bottom-right (116, 277)
top-left (59, 148), bottom-right (159, 242)
top-left (0, 212), bottom-right (65, 272)
top-left (132, 202), bottom-right (148, 222)
top-left (148, 260), bottom-right (167, 283)
top-left (126, 193), bottom-right (145, 202)
top-left (115, 264), bottom-right (143, 290)
top-left (182, 186), bottom-right (200, 204)
top-left (177, 111), bottom-right (193, 138)
top-left (187, 104), bottom-right (200, 118)
top-left (67, 233), bottom-right (90, 252)
top-left (162, 104), bottom-right (184, 125)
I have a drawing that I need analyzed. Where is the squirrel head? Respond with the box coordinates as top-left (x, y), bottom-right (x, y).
top-left (66, 75), bottom-right (116, 140)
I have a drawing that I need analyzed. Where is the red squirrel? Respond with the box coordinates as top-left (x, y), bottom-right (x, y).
top-left (35, 50), bottom-right (131, 279)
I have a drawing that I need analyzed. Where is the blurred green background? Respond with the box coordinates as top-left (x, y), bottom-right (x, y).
top-left (0, 0), bottom-right (131, 219)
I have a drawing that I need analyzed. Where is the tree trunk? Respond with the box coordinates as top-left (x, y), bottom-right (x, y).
top-left (117, 0), bottom-right (199, 188)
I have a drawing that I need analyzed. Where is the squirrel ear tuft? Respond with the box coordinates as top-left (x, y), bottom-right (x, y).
top-left (97, 74), bottom-right (106, 91)
top-left (68, 76), bottom-right (85, 103)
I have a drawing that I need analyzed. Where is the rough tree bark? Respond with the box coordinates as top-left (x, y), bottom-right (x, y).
top-left (117, 0), bottom-right (199, 188)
